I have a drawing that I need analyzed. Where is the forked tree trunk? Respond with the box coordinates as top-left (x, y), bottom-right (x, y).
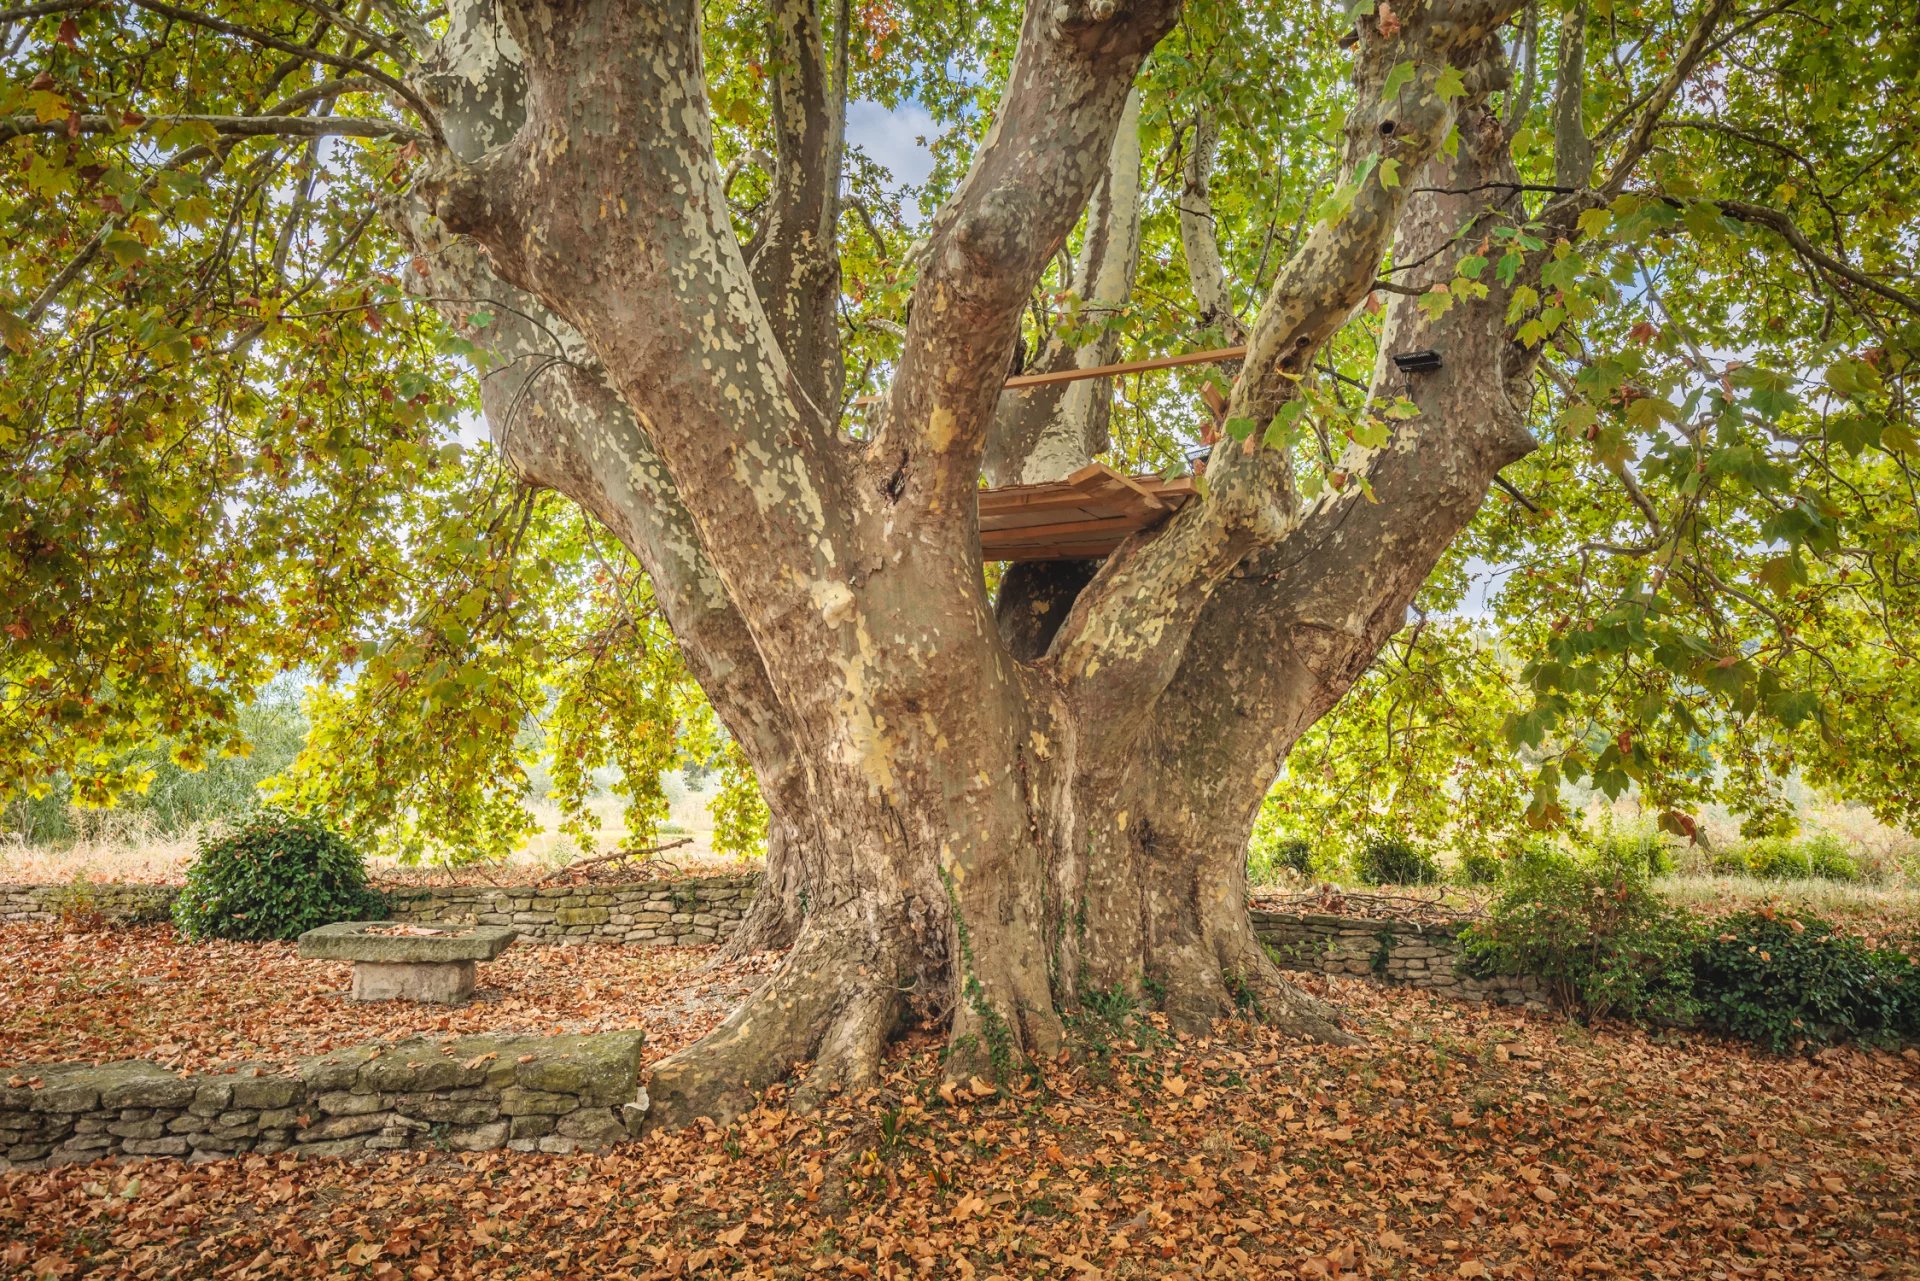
top-left (415, 0), bottom-right (1539, 1131)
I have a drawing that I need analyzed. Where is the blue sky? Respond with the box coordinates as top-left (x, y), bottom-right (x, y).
top-left (845, 99), bottom-right (937, 221)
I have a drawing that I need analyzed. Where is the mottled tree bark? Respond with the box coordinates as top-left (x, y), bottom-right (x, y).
top-left (407, 0), bottom-right (1537, 1131)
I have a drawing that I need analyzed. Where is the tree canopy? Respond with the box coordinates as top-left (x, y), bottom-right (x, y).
top-left (5, 0), bottom-right (1915, 863)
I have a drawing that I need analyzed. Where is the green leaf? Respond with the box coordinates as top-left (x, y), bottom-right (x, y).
top-left (1435, 65), bottom-right (1466, 102)
top-left (1381, 60), bottom-right (1417, 102)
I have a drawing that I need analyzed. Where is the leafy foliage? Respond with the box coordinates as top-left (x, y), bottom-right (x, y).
top-left (1455, 846), bottom-right (1504, 886)
top-left (2, 689), bottom-right (306, 844)
top-left (1711, 832), bottom-right (1862, 883)
top-left (171, 809), bottom-right (383, 942)
top-left (1692, 909), bottom-right (1920, 1050)
top-left (1353, 836), bottom-right (1440, 887)
top-left (1463, 848), bottom-right (1700, 1024)
top-left (1468, 845), bottom-right (1917, 1048)
top-left (1590, 825), bottom-right (1675, 879)
top-left (1246, 824), bottom-right (1317, 883)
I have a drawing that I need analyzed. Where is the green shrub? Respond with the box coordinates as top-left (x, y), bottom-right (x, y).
top-left (1595, 829), bottom-right (1673, 878)
top-left (1455, 847), bottom-right (1504, 886)
top-left (1462, 854), bottom-right (1699, 1024)
top-left (1691, 910), bottom-right (1919, 1050)
top-left (173, 809), bottom-right (384, 941)
top-left (1712, 833), bottom-right (1861, 882)
top-left (1509, 836), bottom-right (1572, 879)
top-left (1273, 837), bottom-right (1315, 876)
top-left (1353, 836), bottom-right (1440, 886)
top-left (1247, 833), bottom-right (1318, 884)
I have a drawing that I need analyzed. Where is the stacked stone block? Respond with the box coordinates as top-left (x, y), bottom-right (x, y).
top-left (382, 874), bottom-right (761, 946)
top-left (0, 1030), bottom-right (643, 1171)
top-left (1250, 909), bottom-right (1546, 1007)
top-left (0, 882), bottom-right (178, 925)
top-left (1, 875), bottom-right (763, 946)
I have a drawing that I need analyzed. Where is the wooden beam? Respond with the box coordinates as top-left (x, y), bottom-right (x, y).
top-left (852, 345), bottom-right (1247, 407)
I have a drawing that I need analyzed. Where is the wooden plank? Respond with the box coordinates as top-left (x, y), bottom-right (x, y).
top-left (976, 467), bottom-right (1200, 561)
top-left (997, 346), bottom-right (1248, 392)
top-left (981, 513), bottom-right (1143, 543)
top-left (852, 345), bottom-right (1247, 407)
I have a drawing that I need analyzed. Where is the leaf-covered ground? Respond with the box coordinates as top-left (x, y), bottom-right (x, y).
top-left (3, 964), bottom-right (1915, 1279)
top-left (0, 925), bottom-right (774, 1074)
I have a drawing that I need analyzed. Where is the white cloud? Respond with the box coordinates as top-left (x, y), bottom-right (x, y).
top-left (845, 99), bottom-right (937, 222)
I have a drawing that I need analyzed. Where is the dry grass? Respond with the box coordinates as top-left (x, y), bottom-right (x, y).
top-left (0, 816), bottom-right (199, 886)
top-left (1657, 874), bottom-right (1920, 937)
top-left (0, 782), bottom-right (750, 888)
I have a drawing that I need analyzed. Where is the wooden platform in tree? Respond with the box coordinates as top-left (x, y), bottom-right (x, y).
top-left (978, 463), bottom-right (1197, 562)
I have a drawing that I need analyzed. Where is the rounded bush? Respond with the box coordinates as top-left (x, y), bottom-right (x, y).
top-left (1462, 852), bottom-right (1699, 1024)
top-left (1354, 836), bottom-right (1439, 886)
top-left (1597, 830), bottom-right (1673, 878)
top-left (1456, 847), bottom-right (1504, 886)
top-left (1273, 837), bottom-right (1314, 876)
top-left (1693, 910), bottom-right (1918, 1050)
top-left (172, 809), bottom-right (384, 941)
top-left (1247, 832), bottom-right (1318, 884)
top-left (1714, 833), bottom-right (1861, 883)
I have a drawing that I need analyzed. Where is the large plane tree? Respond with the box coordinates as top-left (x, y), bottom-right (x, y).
top-left (4, 0), bottom-right (1916, 1128)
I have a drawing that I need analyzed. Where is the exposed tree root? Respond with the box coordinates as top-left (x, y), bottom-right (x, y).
top-left (1224, 938), bottom-right (1358, 1046)
top-left (639, 925), bottom-right (903, 1132)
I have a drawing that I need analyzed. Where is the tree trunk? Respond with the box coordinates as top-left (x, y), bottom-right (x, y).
top-left (416, 0), bottom-right (1531, 1132)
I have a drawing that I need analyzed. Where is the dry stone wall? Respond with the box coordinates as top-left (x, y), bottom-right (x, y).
top-left (0, 884), bottom-right (1554, 1173)
top-left (0, 1030), bottom-right (644, 1171)
top-left (0, 882), bottom-right (178, 926)
top-left (382, 874), bottom-right (760, 945)
top-left (1251, 908), bottom-right (1546, 1007)
top-left (0, 875), bottom-right (762, 946)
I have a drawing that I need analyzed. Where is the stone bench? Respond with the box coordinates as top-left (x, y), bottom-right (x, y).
top-left (298, 922), bottom-right (518, 1002)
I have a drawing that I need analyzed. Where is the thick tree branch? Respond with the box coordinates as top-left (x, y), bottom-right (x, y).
top-left (386, 10), bottom-right (816, 941)
top-left (1599, 0), bottom-right (1733, 196)
top-left (0, 112), bottom-right (423, 142)
top-left (1550, 0), bottom-right (1592, 188)
top-left (870, 0), bottom-right (1178, 506)
top-left (1048, 5), bottom-right (1521, 753)
top-left (746, 0), bottom-right (849, 419)
top-left (983, 89), bottom-right (1144, 486)
top-left (1147, 103), bottom-right (1541, 829)
top-left (1177, 109), bottom-right (1247, 347)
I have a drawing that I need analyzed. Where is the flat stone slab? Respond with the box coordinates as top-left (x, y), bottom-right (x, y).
top-left (351, 960), bottom-right (475, 1003)
top-left (298, 922), bottom-right (518, 964)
